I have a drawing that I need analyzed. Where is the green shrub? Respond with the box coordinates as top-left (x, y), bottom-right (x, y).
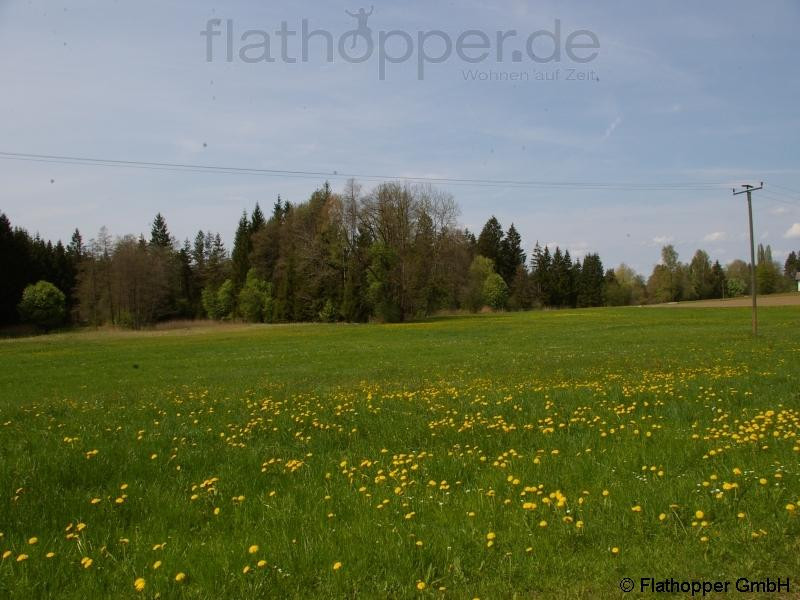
top-left (18, 280), bottom-right (66, 330)
top-left (238, 270), bottom-right (273, 323)
top-left (483, 272), bottom-right (509, 310)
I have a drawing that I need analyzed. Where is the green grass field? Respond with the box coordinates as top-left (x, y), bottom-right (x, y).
top-left (1, 308), bottom-right (799, 598)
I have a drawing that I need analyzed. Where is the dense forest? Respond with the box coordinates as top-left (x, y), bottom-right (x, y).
top-left (2, 180), bottom-right (798, 330)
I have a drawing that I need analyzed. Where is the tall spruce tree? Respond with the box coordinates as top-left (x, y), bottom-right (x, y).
top-left (498, 223), bottom-right (525, 285)
top-left (577, 253), bottom-right (605, 307)
top-left (150, 213), bottom-right (172, 248)
top-left (710, 260), bottom-right (726, 299)
top-left (231, 211), bottom-right (252, 292)
top-left (250, 203), bottom-right (266, 233)
top-left (476, 216), bottom-right (504, 266)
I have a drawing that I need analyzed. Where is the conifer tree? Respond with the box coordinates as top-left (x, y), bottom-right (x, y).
top-left (476, 216), bottom-right (504, 265)
top-left (150, 213), bottom-right (172, 248)
top-left (498, 223), bottom-right (525, 285)
top-left (231, 211), bottom-right (252, 292)
top-left (250, 203), bottom-right (266, 233)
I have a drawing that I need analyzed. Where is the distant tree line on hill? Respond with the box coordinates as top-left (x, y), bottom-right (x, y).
top-left (2, 181), bottom-right (799, 329)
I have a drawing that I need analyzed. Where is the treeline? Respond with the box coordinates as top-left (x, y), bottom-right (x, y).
top-left (2, 181), bottom-right (799, 329)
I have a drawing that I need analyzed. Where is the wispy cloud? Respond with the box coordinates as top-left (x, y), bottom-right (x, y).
top-left (785, 223), bottom-right (800, 239)
top-left (602, 117), bottom-right (622, 140)
top-left (703, 231), bottom-right (726, 242)
top-left (652, 235), bottom-right (674, 245)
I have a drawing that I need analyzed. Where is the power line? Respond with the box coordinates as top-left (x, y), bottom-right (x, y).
top-left (760, 189), bottom-right (800, 207)
top-left (770, 183), bottom-right (800, 196)
top-left (0, 150), bottom-right (730, 191)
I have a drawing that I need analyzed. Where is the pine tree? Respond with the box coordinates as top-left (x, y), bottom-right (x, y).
top-left (176, 239), bottom-right (199, 317)
top-left (231, 211), bottom-right (252, 292)
top-left (192, 232), bottom-right (206, 272)
top-left (710, 260), bottom-right (726, 299)
top-left (250, 203), bottom-right (266, 233)
top-left (498, 223), bottom-right (525, 285)
top-left (476, 216), bottom-right (504, 265)
top-left (68, 229), bottom-right (83, 260)
top-left (272, 196), bottom-right (286, 223)
top-left (150, 213), bottom-right (172, 248)
top-left (531, 244), bottom-right (552, 306)
top-left (207, 234), bottom-right (228, 288)
top-left (577, 253), bottom-right (605, 307)
top-left (756, 244), bottom-right (779, 294)
top-left (785, 251), bottom-right (798, 279)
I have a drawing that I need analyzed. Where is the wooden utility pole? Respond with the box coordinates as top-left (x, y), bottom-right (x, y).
top-left (733, 182), bottom-right (763, 336)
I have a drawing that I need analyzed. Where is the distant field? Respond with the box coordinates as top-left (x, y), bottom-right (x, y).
top-left (0, 308), bottom-right (799, 598)
top-left (652, 292), bottom-right (800, 308)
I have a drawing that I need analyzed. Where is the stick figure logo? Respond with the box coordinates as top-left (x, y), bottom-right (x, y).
top-left (344, 6), bottom-right (374, 50)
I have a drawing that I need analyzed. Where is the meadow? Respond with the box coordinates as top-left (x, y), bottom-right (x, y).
top-left (0, 307), bottom-right (798, 598)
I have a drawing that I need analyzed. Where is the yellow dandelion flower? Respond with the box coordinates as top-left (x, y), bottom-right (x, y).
top-left (416, 581), bottom-right (427, 590)
top-left (175, 572), bottom-right (186, 583)
top-left (16, 554), bottom-right (28, 562)
top-left (695, 510), bottom-right (704, 520)
top-left (257, 560), bottom-right (267, 568)
top-left (538, 520), bottom-right (548, 528)
top-left (2, 550), bottom-right (12, 560)
top-left (46, 552), bottom-right (55, 558)
top-left (631, 505), bottom-right (642, 513)
top-left (486, 532), bottom-right (496, 541)
top-left (242, 565), bottom-right (251, 574)
top-left (786, 504), bottom-right (796, 512)
top-left (333, 561), bottom-right (342, 571)
top-left (134, 578), bottom-right (146, 592)
top-left (611, 547), bottom-right (619, 555)
top-left (248, 545), bottom-right (259, 554)
top-left (153, 560), bottom-right (162, 570)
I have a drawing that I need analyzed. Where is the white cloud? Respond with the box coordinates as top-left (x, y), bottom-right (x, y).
top-left (770, 206), bottom-right (789, 216)
top-left (652, 235), bottom-right (674, 245)
top-left (785, 223), bottom-right (800, 239)
top-left (703, 231), bottom-right (727, 242)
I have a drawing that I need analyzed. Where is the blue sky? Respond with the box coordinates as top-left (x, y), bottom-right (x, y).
top-left (1, 0), bottom-right (799, 274)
